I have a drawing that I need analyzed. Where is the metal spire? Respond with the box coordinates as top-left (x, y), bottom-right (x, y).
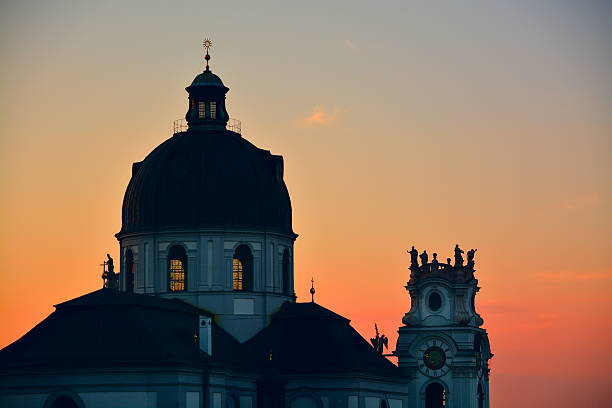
top-left (310, 277), bottom-right (316, 302)
top-left (203, 38), bottom-right (212, 70)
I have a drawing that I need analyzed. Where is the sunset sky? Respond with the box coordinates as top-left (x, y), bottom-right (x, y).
top-left (1, 1), bottom-right (611, 407)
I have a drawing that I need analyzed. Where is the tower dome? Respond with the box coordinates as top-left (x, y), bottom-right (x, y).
top-left (115, 47), bottom-right (297, 342)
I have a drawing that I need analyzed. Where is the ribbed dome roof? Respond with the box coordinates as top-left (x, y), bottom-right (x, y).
top-left (189, 68), bottom-right (225, 88)
top-left (118, 129), bottom-right (294, 236)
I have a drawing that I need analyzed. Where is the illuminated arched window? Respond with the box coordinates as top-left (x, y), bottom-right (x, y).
top-left (233, 245), bottom-right (253, 291)
top-left (198, 101), bottom-right (205, 119)
top-left (168, 245), bottom-right (187, 291)
top-left (210, 101), bottom-right (217, 119)
top-left (282, 249), bottom-right (290, 295)
top-left (125, 249), bottom-right (134, 293)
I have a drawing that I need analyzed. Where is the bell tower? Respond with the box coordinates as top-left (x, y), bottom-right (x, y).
top-left (395, 245), bottom-right (493, 408)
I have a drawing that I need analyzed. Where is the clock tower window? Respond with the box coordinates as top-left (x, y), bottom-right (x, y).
top-left (425, 382), bottom-right (446, 408)
top-left (428, 291), bottom-right (443, 311)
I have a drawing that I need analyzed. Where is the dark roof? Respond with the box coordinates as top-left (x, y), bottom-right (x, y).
top-left (118, 129), bottom-right (294, 236)
top-left (0, 289), bottom-right (242, 370)
top-left (189, 68), bottom-right (226, 88)
top-left (243, 302), bottom-right (402, 377)
top-left (55, 287), bottom-right (209, 314)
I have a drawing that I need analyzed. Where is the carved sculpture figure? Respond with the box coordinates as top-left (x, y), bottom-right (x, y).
top-left (432, 253), bottom-right (438, 265)
top-left (370, 323), bottom-right (388, 354)
top-left (467, 248), bottom-right (477, 269)
top-left (106, 254), bottom-right (114, 274)
top-left (408, 246), bottom-right (419, 269)
top-left (419, 250), bottom-right (428, 266)
top-left (102, 254), bottom-right (119, 290)
top-left (454, 244), bottom-right (464, 267)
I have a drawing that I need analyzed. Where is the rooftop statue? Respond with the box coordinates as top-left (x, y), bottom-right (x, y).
top-left (408, 246), bottom-right (419, 270)
top-left (101, 254), bottom-right (119, 290)
top-left (106, 253), bottom-right (114, 274)
top-left (419, 250), bottom-right (428, 266)
top-left (432, 253), bottom-right (439, 265)
top-left (454, 244), bottom-right (464, 267)
top-left (370, 323), bottom-right (388, 354)
top-left (467, 248), bottom-right (477, 269)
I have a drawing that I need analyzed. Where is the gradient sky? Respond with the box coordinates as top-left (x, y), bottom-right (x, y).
top-left (1, 1), bottom-right (611, 407)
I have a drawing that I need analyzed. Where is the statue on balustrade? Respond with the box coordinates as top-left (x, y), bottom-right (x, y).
top-left (454, 244), bottom-right (464, 267)
top-left (419, 250), bottom-right (429, 266)
top-left (467, 248), bottom-right (477, 270)
top-left (408, 246), bottom-right (419, 270)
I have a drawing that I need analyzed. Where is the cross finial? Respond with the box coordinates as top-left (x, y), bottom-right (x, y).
top-left (203, 38), bottom-right (212, 70)
top-left (310, 277), bottom-right (316, 303)
top-left (100, 259), bottom-right (108, 288)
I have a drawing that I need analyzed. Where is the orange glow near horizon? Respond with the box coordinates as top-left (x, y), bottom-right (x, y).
top-left (1, 2), bottom-right (611, 408)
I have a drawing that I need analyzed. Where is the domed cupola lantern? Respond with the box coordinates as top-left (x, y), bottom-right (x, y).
top-left (185, 39), bottom-right (230, 130)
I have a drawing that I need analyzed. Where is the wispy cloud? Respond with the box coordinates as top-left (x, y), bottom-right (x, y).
top-left (296, 105), bottom-right (343, 127)
top-left (342, 39), bottom-right (357, 50)
top-left (563, 193), bottom-right (600, 210)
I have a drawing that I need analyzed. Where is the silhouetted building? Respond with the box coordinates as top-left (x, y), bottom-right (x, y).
top-left (0, 51), bottom-right (492, 408)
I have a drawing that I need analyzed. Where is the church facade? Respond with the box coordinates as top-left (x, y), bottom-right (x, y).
top-left (0, 49), bottom-right (492, 408)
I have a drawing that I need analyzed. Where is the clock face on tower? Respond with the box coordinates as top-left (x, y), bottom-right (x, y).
top-left (423, 346), bottom-right (446, 369)
top-left (417, 339), bottom-right (453, 377)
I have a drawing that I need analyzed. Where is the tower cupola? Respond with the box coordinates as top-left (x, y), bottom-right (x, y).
top-left (185, 39), bottom-right (229, 130)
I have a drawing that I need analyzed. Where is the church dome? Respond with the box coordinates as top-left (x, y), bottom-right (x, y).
top-left (189, 69), bottom-right (226, 87)
top-left (118, 54), bottom-right (294, 237)
top-left (118, 128), bottom-right (294, 236)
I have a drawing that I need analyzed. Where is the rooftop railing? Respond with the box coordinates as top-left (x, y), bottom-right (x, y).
top-left (173, 118), bottom-right (242, 135)
top-left (227, 118), bottom-right (241, 134)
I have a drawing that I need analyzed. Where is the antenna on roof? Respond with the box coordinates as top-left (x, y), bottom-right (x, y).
top-left (310, 277), bottom-right (316, 303)
top-left (203, 38), bottom-right (212, 70)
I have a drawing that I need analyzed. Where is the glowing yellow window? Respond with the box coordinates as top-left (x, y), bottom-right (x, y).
top-left (210, 101), bottom-right (217, 119)
top-left (198, 102), bottom-right (205, 118)
top-left (233, 258), bottom-right (243, 290)
top-left (169, 259), bottom-right (185, 291)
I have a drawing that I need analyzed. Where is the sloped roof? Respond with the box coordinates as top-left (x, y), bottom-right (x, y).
top-left (243, 302), bottom-right (402, 377)
top-left (0, 289), bottom-right (242, 370)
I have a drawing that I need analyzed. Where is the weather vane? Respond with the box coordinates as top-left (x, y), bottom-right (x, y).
top-left (203, 38), bottom-right (212, 69)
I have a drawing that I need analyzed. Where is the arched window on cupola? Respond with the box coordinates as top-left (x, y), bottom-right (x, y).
top-left (282, 249), bottom-right (290, 295)
top-left (233, 245), bottom-right (253, 291)
top-left (125, 249), bottom-right (134, 293)
top-left (168, 245), bottom-right (187, 291)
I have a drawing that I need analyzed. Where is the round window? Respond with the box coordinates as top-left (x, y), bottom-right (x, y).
top-left (428, 292), bottom-right (442, 311)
